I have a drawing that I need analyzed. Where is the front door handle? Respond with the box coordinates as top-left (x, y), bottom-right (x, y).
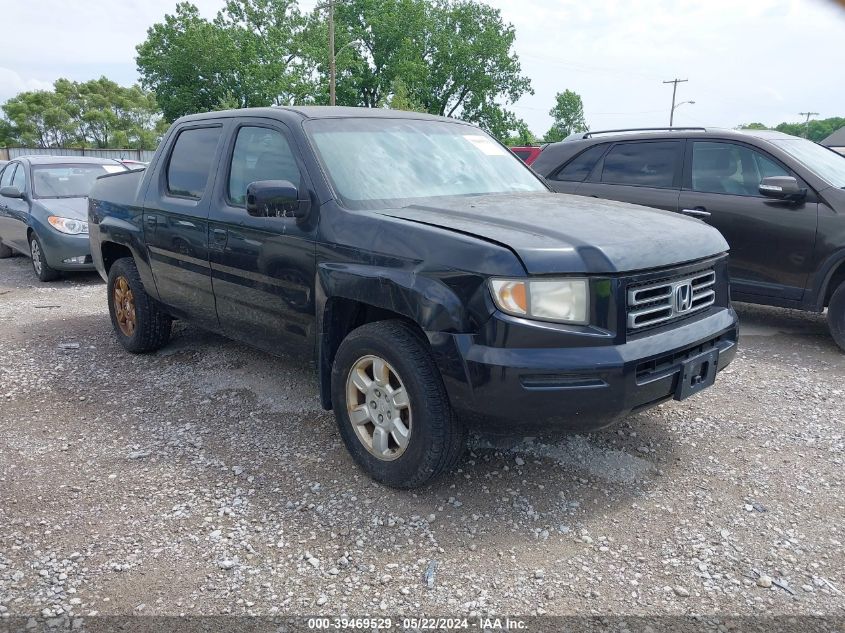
top-left (681, 208), bottom-right (711, 218)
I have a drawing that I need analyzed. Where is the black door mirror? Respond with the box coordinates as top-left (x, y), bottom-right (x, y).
top-left (759, 176), bottom-right (806, 201)
top-left (0, 186), bottom-right (23, 199)
top-left (245, 180), bottom-right (308, 218)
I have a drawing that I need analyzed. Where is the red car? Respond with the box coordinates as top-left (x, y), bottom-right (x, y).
top-left (510, 145), bottom-right (545, 165)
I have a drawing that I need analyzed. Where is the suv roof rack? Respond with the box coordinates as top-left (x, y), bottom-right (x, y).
top-left (566, 127), bottom-right (708, 140)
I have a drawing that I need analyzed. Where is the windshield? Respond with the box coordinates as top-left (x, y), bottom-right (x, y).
top-left (770, 139), bottom-right (845, 188)
top-left (32, 163), bottom-right (126, 198)
top-left (306, 118), bottom-right (547, 210)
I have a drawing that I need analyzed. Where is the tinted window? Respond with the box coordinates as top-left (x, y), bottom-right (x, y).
top-left (553, 144), bottom-right (607, 182)
top-left (692, 142), bottom-right (790, 197)
top-left (228, 127), bottom-right (300, 205)
top-left (11, 164), bottom-right (26, 191)
top-left (167, 127), bottom-right (222, 199)
top-left (0, 163), bottom-right (16, 188)
top-left (601, 141), bottom-right (680, 188)
top-left (513, 150), bottom-right (531, 161)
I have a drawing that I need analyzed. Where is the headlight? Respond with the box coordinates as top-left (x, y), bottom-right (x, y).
top-left (489, 278), bottom-right (589, 324)
top-left (48, 216), bottom-right (88, 235)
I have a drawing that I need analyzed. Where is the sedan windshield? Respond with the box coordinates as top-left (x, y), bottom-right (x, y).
top-left (306, 118), bottom-right (547, 210)
top-left (770, 139), bottom-right (845, 188)
top-left (32, 163), bottom-right (126, 198)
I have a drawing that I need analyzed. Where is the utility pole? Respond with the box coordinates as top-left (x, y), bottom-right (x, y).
top-left (663, 78), bottom-right (688, 127)
top-left (799, 111), bottom-right (819, 138)
top-left (328, 0), bottom-right (336, 106)
top-left (316, 0), bottom-right (339, 106)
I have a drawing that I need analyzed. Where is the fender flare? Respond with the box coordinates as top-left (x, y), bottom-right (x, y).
top-left (809, 249), bottom-right (845, 310)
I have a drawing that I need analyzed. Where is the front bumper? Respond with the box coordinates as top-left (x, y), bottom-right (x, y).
top-left (432, 307), bottom-right (738, 434)
top-left (35, 227), bottom-right (95, 271)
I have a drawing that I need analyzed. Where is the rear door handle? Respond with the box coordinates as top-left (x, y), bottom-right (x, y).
top-left (681, 208), bottom-right (711, 218)
top-left (210, 227), bottom-right (228, 251)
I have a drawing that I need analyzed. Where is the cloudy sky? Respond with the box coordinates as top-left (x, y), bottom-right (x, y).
top-left (2, 0), bottom-right (844, 135)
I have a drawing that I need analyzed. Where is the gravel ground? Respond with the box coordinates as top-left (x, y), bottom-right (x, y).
top-left (1, 254), bottom-right (843, 623)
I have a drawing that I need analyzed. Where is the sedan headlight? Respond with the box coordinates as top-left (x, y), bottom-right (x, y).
top-left (489, 278), bottom-right (589, 324)
top-left (48, 216), bottom-right (88, 235)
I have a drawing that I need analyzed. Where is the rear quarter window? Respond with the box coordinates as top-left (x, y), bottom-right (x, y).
top-left (552, 144), bottom-right (607, 182)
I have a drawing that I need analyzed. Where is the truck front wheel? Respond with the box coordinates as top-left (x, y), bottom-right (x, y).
top-left (828, 282), bottom-right (845, 352)
top-left (331, 320), bottom-right (465, 488)
top-left (107, 258), bottom-right (172, 353)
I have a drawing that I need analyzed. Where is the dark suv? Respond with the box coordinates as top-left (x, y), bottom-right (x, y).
top-left (532, 127), bottom-right (845, 350)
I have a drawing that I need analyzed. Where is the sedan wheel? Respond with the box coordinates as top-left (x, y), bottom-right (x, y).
top-left (30, 236), bottom-right (59, 282)
top-left (346, 354), bottom-right (412, 461)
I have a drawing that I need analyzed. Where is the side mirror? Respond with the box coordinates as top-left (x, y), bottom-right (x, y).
top-left (0, 186), bottom-right (22, 199)
top-left (245, 180), bottom-right (308, 219)
top-left (759, 176), bottom-right (805, 202)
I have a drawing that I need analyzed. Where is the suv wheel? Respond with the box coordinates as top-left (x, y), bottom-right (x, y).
top-left (107, 258), bottom-right (172, 353)
top-left (331, 320), bottom-right (465, 488)
top-left (827, 282), bottom-right (845, 352)
top-left (30, 235), bottom-right (59, 282)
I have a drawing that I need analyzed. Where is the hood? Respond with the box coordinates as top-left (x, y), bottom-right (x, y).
top-left (36, 197), bottom-right (89, 221)
top-left (376, 192), bottom-right (729, 274)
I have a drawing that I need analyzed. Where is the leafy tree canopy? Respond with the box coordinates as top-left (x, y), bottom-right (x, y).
top-left (545, 89), bottom-right (588, 143)
top-left (1, 77), bottom-right (165, 149)
top-left (739, 117), bottom-right (845, 143)
top-left (136, 1), bottom-right (317, 121)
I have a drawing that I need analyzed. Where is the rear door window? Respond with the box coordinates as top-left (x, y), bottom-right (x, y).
top-left (601, 141), bottom-right (681, 188)
top-left (166, 127), bottom-right (223, 199)
top-left (553, 144), bottom-right (607, 182)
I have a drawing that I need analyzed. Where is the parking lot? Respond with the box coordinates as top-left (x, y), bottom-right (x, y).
top-left (1, 254), bottom-right (843, 620)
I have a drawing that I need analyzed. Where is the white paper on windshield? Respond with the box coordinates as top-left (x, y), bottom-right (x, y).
top-left (463, 134), bottom-right (507, 156)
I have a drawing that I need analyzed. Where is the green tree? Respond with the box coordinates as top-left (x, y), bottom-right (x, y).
top-left (739, 117), bottom-right (845, 142)
top-left (545, 89), bottom-right (588, 142)
top-left (307, 0), bottom-right (532, 140)
top-left (1, 78), bottom-right (165, 149)
top-left (137, 1), bottom-right (316, 121)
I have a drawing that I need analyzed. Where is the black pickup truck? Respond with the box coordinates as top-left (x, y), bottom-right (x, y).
top-left (88, 107), bottom-right (738, 488)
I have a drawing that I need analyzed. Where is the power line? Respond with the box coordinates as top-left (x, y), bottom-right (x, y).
top-left (663, 78), bottom-right (688, 127)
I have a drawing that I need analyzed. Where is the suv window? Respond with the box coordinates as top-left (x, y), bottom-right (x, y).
top-left (11, 164), bottom-right (25, 191)
top-left (692, 141), bottom-right (790, 197)
top-left (228, 126), bottom-right (300, 206)
top-left (601, 141), bottom-right (680, 188)
top-left (167, 127), bottom-right (222, 199)
top-left (553, 144), bottom-right (606, 182)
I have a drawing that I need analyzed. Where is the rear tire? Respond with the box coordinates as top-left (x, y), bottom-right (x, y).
top-left (331, 320), bottom-right (465, 488)
top-left (0, 241), bottom-right (13, 258)
top-left (30, 235), bottom-right (59, 282)
top-left (107, 257), bottom-right (172, 353)
top-left (827, 282), bottom-right (845, 352)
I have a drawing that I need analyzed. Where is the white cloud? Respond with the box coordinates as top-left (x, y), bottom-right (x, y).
top-left (0, 68), bottom-right (53, 104)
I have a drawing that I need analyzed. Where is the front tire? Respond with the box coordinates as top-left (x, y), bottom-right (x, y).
top-left (331, 320), bottom-right (465, 488)
top-left (107, 257), bottom-right (172, 353)
top-left (827, 282), bottom-right (845, 352)
top-left (30, 235), bottom-right (59, 282)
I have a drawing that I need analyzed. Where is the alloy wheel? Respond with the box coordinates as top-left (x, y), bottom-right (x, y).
top-left (346, 354), bottom-right (412, 461)
top-left (113, 276), bottom-right (137, 337)
top-left (30, 239), bottom-right (42, 275)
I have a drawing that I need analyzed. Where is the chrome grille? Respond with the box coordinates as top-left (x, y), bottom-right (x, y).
top-left (627, 269), bottom-right (716, 330)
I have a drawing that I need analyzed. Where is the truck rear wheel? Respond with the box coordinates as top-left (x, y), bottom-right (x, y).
top-left (107, 258), bottom-right (172, 353)
top-left (331, 320), bottom-right (465, 488)
top-left (828, 282), bottom-right (845, 352)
